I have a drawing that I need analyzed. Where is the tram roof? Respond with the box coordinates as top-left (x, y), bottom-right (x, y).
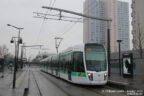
top-left (40, 43), bottom-right (104, 62)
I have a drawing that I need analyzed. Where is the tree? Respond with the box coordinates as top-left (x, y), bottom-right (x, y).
top-left (133, 17), bottom-right (144, 83)
top-left (0, 45), bottom-right (9, 57)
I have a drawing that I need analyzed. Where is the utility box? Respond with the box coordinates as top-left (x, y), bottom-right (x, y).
top-left (122, 53), bottom-right (133, 78)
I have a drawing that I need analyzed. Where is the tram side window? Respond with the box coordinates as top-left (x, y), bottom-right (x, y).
top-left (51, 59), bottom-right (53, 68)
top-left (67, 53), bottom-right (72, 71)
top-left (59, 56), bottom-right (62, 70)
top-left (60, 55), bottom-right (66, 71)
top-left (73, 52), bottom-right (85, 72)
top-left (47, 61), bottom-right (49, 67)
top-left (60, 53), bottom-right (72, 72)
top-left (65, 53), bottom-right (72, 71)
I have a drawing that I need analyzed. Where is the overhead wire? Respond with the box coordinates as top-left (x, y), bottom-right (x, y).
top-left (83, 0), bottom-right (101, 22)
top-left (34, 16), bottom-right (82, 23)
top-left (35, 0), bottom-right (57, 44)
top-left (33, 12), bottom-right (83, 23)
top-left (50, 0), bottom-right (56, 11)
top-left (60, 22), bottom-right (77, 37)
top-left (35, 0), bottom-right (98, 42)
top-left (35, 0), bottom-right (83, 50)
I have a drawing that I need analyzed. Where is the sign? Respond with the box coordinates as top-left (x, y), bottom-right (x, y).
top-left (122, 53), bottom-right (133, 78)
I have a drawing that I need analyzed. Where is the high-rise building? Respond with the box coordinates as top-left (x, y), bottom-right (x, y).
top-left (105, 0), bottom-right (118, 52)
top-left (117, 1), bottom-right (130, 51)
top-left (83, 0), bottom-right (106, 44)
top-left (83, 0), bottom-right (130, 52)
top-left (131, 0), bottom-right (144, 50)
top-left (83, 0), bottom-right (118, 52)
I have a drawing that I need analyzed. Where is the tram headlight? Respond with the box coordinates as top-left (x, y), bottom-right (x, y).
top-left (87, 73), bottom-right (93, 81)
top-left (104, 73), bottom-right (107, 77)
top-left (104, 73), bottom-right (107, 80)
top-left (88, 73), bottom-right (92, 77)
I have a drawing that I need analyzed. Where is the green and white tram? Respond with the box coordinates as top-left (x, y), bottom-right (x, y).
top-left (40, 43), bottom-right (108, 85)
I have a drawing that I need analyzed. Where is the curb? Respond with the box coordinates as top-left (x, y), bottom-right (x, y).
top-left (107, 80), bottom-right (129, 89)
top-left (23, 69), bottom-right (30, 96)
top-left (23, 88), bottom-right (29, 96)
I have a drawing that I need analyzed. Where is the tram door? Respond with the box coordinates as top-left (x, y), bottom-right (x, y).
top-left (68, 53), bottom-right (72, 81)
top-left (68, 70), bottom-right (71, 80)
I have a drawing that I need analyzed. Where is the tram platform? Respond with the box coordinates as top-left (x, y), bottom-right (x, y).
top-left (108, 73), bottom-right (144, 90)
top-left (0, 68), bottom-right (28, 96)
top-left (0, 67), bottom-right (144, 96)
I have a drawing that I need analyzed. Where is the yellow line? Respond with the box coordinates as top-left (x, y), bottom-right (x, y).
top-left (16, 71), bottom-right (26, 88)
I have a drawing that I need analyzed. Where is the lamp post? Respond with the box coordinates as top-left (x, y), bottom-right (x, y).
top-left (7, 24), bottom-right (23, 88)
top-left (117, 40), bottom-right (122, 76)
top-left (54, 37), bottom-right (63, 54)
top-left (107, 21), bottom-right (111, 77)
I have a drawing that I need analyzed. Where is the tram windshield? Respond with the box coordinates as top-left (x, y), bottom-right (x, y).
top-left (85, 44), bottom-right (106, 71)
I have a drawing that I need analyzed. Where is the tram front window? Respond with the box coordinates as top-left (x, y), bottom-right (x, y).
top-left (85, 45), bottom-right (106, 71)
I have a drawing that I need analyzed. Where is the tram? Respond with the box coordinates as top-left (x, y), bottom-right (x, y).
top-left (40, 43), bottom-right (108, 85)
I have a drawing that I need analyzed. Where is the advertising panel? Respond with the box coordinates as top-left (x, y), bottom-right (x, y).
top-left (122, 53), bottom-right (133, 78)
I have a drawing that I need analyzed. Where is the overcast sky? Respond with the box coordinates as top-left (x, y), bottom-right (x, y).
top-left (0, 0), bottom-right (131, 59)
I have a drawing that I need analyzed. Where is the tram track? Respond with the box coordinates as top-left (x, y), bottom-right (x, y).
top-left (82, 86), bottom-right (107, 96)
top-left (40, 70), bottom-right (129, 96)
top-left (82, 84), bottom-right (127, 96)
top-left (31, 70), bottom-right (43, 96)
top-left (40, 71), bottom-right (72, 96)
top-left (30, 69), bottom-right (127, 96)
top-left (40, 71), bottom-right (108, 96)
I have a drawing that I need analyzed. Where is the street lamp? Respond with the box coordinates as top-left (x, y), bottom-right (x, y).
top-left (54, 37), bottom-right (63, 54)
top-left (107, 21), bottom-right (111, 77)
top-left (7, 24), bottom-right (23, 89)
top-left (117, 40), bottom-right (122, 76)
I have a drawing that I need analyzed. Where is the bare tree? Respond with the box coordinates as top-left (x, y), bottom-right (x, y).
top-left (0, 45), bottom-right (9, 57)
top-left (133, 17), bottom-right (144, 83)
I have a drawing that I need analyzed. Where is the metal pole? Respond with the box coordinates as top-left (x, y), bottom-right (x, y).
top-left (107, 28), bottom-right (111, 77)
top-left (55, 38), bottom-right (58, 54)
top-left (117, 40), bottom-right (122, 76)
top-left (20, 45), bottom-right (24, 69)
top-left (7, 24), bottom-right (23, 89)
top-left (119, 42), bottom-right (121, 76)
top-left (56, 47), bottom-right (58, 54)
top-left (16, 29), bottom-right (20, 71)
top-left (42, 6), bottom-right (111, 22)
top-left (13, 29), bottom-right (21, 88)
top-left (13, 41), bottom-right (17, 88)
top-left (55, 37), bottom-right (63, 54)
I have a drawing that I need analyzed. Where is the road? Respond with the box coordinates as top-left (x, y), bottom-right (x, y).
top-left (28, 67), bottom-right (128, 96)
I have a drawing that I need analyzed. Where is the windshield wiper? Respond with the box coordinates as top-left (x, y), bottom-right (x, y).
top-left (95, 70), bottom-right (101, 72)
